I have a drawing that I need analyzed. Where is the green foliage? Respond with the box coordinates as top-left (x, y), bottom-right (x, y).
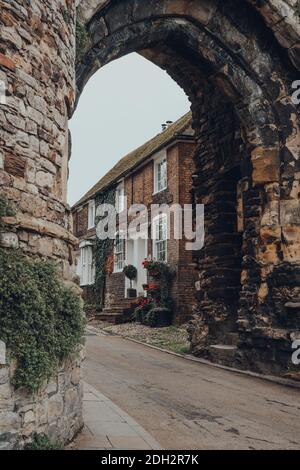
top-left (143, 260), bottom-right (174, 309)
top-left (76, 21), bottom-right (89, 62)
top-left (0, 194), bottom-right (15, 230)
top-left (0, 248), bottom-right (85, 392)
top-left (132, 298), bottom-right (154, 323)
top-left (123, 265), bottom-right (137, 289)
top-left (144, 308), bottom-right (172, 328)
top-left (24, 433), bottom-right (63, 450)
top-left (145, 309), bottom-right (158, 328)
top-left (63, 9), bottom-right (71, 24)
top-left (123, 265), bottom-right (137, 281)
top-left (94, 187), bottom-right (116, 310)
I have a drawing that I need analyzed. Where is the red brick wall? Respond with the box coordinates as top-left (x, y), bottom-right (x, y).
top-left (73, 204), bottom-right (88, 238)
top-left (168, 142), bottom-right (197, 322)
top-left (73, 203), bottom-right (96, 240)
top-left (105, 272), bottom-right (126, 309)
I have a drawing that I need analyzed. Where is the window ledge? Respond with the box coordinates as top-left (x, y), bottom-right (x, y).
top-left (153, 187), bottom-right (168, 196)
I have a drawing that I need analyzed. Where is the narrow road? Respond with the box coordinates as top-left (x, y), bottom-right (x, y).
top-left (84, 330), bottom-right (300, 450)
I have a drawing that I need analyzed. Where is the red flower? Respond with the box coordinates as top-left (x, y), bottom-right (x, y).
top-left (148, 283), bottom-right (159, 290)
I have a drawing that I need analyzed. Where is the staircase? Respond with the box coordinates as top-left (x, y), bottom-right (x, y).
top-left (96, 299), bottom-right (138, 324)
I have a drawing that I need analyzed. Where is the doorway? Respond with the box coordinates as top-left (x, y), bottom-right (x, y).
top-left (126, 237), bottom-right (147, 298)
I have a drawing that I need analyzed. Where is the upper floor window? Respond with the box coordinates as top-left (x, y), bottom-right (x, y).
top-left (88, 200), bottom-right (95, 229)
top-left (114, 232), bottom-right (126, 272)
top-left (154, 152), bottom-right (167, 194)
top-left (116, 182), bottom-right (125, 213)
top-left (152, 214), bottom-right (168, 262)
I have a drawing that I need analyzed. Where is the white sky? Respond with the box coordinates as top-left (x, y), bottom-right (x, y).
top-left (68, 53), bottom-right (190, 206)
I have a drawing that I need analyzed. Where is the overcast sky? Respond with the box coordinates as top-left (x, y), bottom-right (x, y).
top-left (68, 53), bottom-right (190, 206)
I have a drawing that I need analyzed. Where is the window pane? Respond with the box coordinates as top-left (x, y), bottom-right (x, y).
top-left (153, 215), bottom-right (167, 261)
top-left (88, 201), bottom-right (95, 228)
top-left (161, 160), bottom-right (167, 189)
top-left (157, 159), bottom-right (167, 192)
top-left (114, 233), bottom-right (125, 270)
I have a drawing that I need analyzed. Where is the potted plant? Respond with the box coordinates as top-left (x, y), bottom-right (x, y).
top-left (143, 259), bottom-right (170, 278)
top-left (142, 259), bottom-right (160, 277)
top-left (132, 297), bottom-right (154, 323)
top-left (123, 265), bottom-right (137, 299)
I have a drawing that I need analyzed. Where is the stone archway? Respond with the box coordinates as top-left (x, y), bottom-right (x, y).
top-left (74, 0), bottom-right (300, 373)
top-left (0, 0), bottom-right (299, 375)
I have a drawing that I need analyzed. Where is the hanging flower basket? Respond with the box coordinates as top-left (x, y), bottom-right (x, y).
top-left (143, 259), bottom-right (170, 279)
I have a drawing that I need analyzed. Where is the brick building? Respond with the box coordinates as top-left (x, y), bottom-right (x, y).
top-left (72, 113), bottom-right (197, 323)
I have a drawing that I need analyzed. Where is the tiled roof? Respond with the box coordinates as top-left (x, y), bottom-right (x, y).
top-left (72, 112), bottom-right (193, 208)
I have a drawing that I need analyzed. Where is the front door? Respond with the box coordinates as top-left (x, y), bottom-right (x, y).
top-left (126, 237), bottom-right (147, 298)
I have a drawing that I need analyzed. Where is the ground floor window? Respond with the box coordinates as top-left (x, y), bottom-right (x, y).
top-left (153, 214), bottom-right (168, 262)
top-left (80, 245), bottom-right (95, 286)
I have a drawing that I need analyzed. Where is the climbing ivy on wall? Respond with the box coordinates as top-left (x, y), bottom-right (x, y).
top-left (75, 21), bottom-right (89, 63)
top-left (0, 251), bottom-right (85, 392)
top-left (94, 187), bottom-right (117, 310)
top-left (0, 195), bottom-right (85, 393)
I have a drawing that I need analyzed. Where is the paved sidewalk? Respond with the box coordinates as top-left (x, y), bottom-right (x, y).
top-left (72, 383), bottom-right (162, 450)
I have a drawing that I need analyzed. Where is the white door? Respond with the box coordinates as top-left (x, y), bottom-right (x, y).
top-left (136, 238), bottom-right (147, 296)
top-left (126, 237), bottom-right (147, 297)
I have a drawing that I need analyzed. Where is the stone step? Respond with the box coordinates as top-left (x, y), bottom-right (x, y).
top-left (226, 333), bottom-right (239, 346)
top-left (102, 307), bottom-right (125, 313)
top-left (95, 312), bottom-right (125, 324)
top-left (208, 344), bottom-right (237, 366)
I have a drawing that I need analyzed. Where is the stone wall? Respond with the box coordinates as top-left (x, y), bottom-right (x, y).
top-left (0, 0), bottom-right (77, 280)
top-left (0, 346), bottom-right (84, 450)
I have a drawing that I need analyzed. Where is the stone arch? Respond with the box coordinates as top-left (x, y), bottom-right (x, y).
top-left (74, 0), bottom-right (300, 373)
top-left (0, 0), bottom-right (299, 375)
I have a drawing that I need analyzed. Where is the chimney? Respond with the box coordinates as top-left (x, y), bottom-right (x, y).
top-left (161, 120), bottom-right (173, 132)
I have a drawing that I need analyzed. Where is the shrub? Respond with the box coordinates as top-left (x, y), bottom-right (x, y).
top-left (142, 259), bottom-right (175, 311)
top-left (123, 265), bottom-right (137, 281)
top-left (0, 248), bottom-right (85, 392)
top-left (123, 265), bottom-right (137, 288)
top-left (132, 297), bottom-right (154, 323)
top-left (24, 434), bottom-right (63, 450)
top-left (145, 308), bottom-right (172, 328)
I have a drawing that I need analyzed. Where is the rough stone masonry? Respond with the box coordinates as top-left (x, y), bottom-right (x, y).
top-left (0, 1), bottom-right (300, 447)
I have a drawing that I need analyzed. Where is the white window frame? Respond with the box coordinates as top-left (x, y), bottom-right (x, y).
top-left (116, 182), bottom-right (125, 213)
top-left (79, 241), bottom-right (95, 286)
top-left (114, 231), bottom-right (126, 273)
top-left (88, 200), bottom-right (95, 229)
top-left (152, 214), bottom-right (168, 262)
top-left (154, 151), bottom-right (167, 194)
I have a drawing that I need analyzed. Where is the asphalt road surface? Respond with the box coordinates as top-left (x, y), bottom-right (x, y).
top-left (84, 330), bottom-right (300, 450)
